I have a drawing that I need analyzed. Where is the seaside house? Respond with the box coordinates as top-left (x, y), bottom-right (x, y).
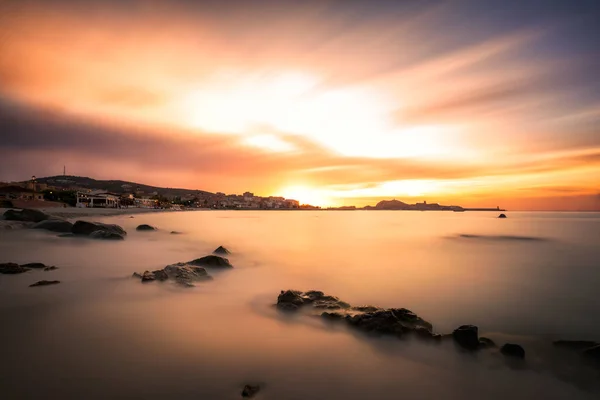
top-left (76, 190), bottom-right (121, 208)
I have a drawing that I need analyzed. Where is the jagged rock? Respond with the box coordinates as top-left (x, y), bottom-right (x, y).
top-left (501, 343), bottom-right (525, 359)
top-left (89, 230), bottom-right (125, 240)
top-left (346, 308), bottom-right (432, 337)
top-left (72, 220), bottom-right (127, 236)
top-left (321, 311), bottom-right (345, 320)
top-left (32, 219), bottom-right (73, 233)
top-left (29, 280), bottom-right (60, 287)
top-left (584, 345), bottom-right (600, 359)
top-left (141, 271), bottom-right (156, 282)
top-left (44, 266), bottom-right (59, 271)
top-left (553, 340), bottom-right (599, 350)
top-left (498, 214), bottom-right (507, 218)
top-left (136, 224), bottom-right (157, 231)
top-left (164, 263), bottom-right (212, 286)
top-left (21, 262), bottom-right (50, 269)
top-left (132, 272), bottom-right (143, 279)
top-left (213, 246), bottom-right (231, 255)
top-left (452, 325), bottom-right (480, 350)
top-left (278, 290), bottom-right (433, 339)
top-left (241, 384), bottom-right (260, 398)
top-left (3, 208), bottom-right (50, 223)
top-left (0, 262), bottom-right (30, 274)
top-left (152, 269), bottom-right (169, 281)
top-left (189, 255), bottom-right (233, 268)
top-left (479, 337), bottom-right (497, 348)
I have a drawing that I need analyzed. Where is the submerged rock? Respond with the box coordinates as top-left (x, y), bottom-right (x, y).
top-left (0, 262), bottom-right (30, 274)
top-left (136, 224), bottom-right (157, 231)
top-left (170, 231), bottom-right (183, 235)
top-left (21, 262), bottom-right (50, 269)
top-left (277, 290), bottom-right (351, 312)
top-left (44, 266), bottom-right (59, 271)
top-left (32, 219), bottom-right (73, 233)
top-left (452, 325), bottom-right (480, 350)
top-left (213, 246), bottom-right (231, 255)
top-left (189, 255), bottom-right (233, 268)
top-left (141, 271), bottom-right (156, 282)
top-left (29, 280), bottom-right (61, 287)
top-left (498, 213), bottom-right (507, 218)
top-left (89, 230), bottom-right (125, 240)
top-left (3, 208), bottom-right (50, 223)
top-left (346, 309), bottom-right (432, 337)
top-left (72, 220), bottom-right (127, 236)
top-left (501, 343), bottom-right (525, 359)
top-left (241, 384), bottom-right (260, 398)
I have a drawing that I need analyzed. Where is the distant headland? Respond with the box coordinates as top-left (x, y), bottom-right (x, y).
top-left (0, 175), bottom-right (504, 211)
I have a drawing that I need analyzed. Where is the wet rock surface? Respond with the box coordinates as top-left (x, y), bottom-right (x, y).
top-left (32, 219), bottom-right (73, 233)
top-left (136, 224), bottom-right (157, 231)
top-left (29, 280), bottom-right (61, 287)
top-left (213, 246), bottom-right (231, 255)
top-left (89, 230), bottom-right (125, 240)
top-left (241, 384), bottom-right (260, 398)
top-left (189, 255), bottom-right (233, 268)
top-left (277, 290), bottom-right (434, 338)
top-left (134, 263), bottom-right (213, 287)
top-left (501, 343), bottom-right (526, 359)
top-left (21, 263), bottom-right (54, 269)
top-left (71, 220), bottom-right (127, 238)
top-left (3, 208), bottom-right (50, 223)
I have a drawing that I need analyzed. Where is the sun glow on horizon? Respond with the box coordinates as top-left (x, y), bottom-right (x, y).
top-left (279, 185), bottom-right (333, 207)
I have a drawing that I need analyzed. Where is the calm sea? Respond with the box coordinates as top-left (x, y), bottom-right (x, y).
top-left (1, 211), bottom-right (599, 399)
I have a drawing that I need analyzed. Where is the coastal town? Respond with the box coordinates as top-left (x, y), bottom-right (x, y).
top-left (0, 175), bottom-right (504, 212)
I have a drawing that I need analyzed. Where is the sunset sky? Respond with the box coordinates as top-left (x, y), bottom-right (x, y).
top-left (1, 0), bottom-right (599, 210)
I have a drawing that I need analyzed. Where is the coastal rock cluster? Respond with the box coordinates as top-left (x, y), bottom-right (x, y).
top-left (553, 340), bottom-right (600, 360)
top-left (277, 290), bottom-right (532, 359)
top-left (132, 249), bottom-right (233, 287)
top-left (0, 262), bottom-right (58, 274)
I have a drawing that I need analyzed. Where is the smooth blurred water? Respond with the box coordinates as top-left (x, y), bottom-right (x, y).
top-left (1, 211), bottom-right (599, 399)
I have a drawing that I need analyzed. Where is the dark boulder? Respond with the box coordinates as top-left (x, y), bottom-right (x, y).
top-left (277, 290), bottom-right (305, 310)
top-left (501, 343), bottom-right (525, 359)
top-left (29, 280), bottom-right (61, 287)
top-left (213, 246), bottom-right (231, 255)
top-left (498, 214), bottom-right (507, 218)
top-left (32, 219), bottom-right (73, 233)
top-left (584, 344), bottom-right (600, 359)
top-left (189, 255), bottom-right (233, 268)
top-left (3, 208), bottom-right (50, 223)
top-left (72, 220), bottom-right (126, 236)
top-left (452, 325), bottom-right (480, 350)
top-left (136, 224), bottom-right (157, 231)
top-left (241, 384), bottom-right (260, 398)
top-left (0, 262), bottom-right (30, 274)
top-left (89, 230), bottom-right (125, 240)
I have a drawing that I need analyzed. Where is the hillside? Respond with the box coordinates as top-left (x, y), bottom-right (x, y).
top-left (29, 176), bottom-right (214, 197)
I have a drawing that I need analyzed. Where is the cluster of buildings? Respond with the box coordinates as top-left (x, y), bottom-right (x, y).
top-left (0, 177), bottom-right (301, 210)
